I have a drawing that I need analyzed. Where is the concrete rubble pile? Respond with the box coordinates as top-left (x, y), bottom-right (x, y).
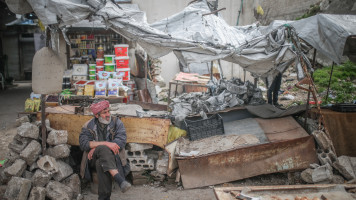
top-left (125, 143), bottom-right (172, 186)
top-left (0, 116), bottom-right (82, 200)
top-left (301, 130), bottom-right (356, 184)
top-left (170, 78), bottom-right (265, 122)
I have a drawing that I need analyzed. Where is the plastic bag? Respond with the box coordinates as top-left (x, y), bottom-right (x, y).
top-left (95, 81), bottom-right (107, 97)
top-left (167, 125), bottom-right (187, 143)
top-left (25, 98), bottom-right (34, 112)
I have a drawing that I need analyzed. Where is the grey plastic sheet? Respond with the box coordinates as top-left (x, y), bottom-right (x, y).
top-left (12, 0), bottom-right (356, 78)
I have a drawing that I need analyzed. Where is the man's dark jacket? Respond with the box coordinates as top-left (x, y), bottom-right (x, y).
top-left (79, 117), bottom-right (129, 180)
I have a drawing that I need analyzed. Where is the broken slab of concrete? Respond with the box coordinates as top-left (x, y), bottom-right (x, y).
top-left (312, 164), bottom-right (333, 183)
top-left (37, 155), bottom-right (58, 174)
top-left (127, 143), bottom-right (153, 151)
top-left (29, 162), bottom-right (38, 172)
top-left (47, 130), bottom-right (68, 146)
top-left (301, 168), bottom-right (314, 184)
top-left (53, 160), bottom-right (73, 181)
top-left (8, 134), bottom-right (32, 154)
top-left (32, 169), bottom-right (52, 187)
top-left (15, 116), bottom-right (30, 127)
top-left (28, 186), bottom-right (46, 200)
top-left (20, 140), bottom-right (42, 165)
top-left (4, 176), bottom-right (32, 200)
top-left (61, 174), bottom-right (81, 197)
top-left (312, 130), bottom-right (331, 150)
top-left (156, 156), bottom-right (168, 175)
top-left (46, 181), bottom-right (73, 200)
top-left (6, 149), bottom-right (20, 164)
top-left (46, 144), bottom-right (70, 159)
top-left (4, 159), bottom-right (27, 177)
top-left (333, 156), bottom-right (356, 180)
top-left (17, 122), bottom-right (39, 139)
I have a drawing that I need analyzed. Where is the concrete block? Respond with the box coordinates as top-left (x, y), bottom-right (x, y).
top-left (128, 155), bottom-right (148, 165)
top-left (32, 169), bottom-right (52, 187)
top-left (35, 119), bottom-right (50, 128)
top-left (22, 170), bottom-right (34, 179)
top-left (20, 139), bottom-right (42, 165)
top-left (4, 159), bottom-right (27, 177)
top-left (15, 116), bottom-right (30, 127)
top-left (47, 130), bottom-right (68, 145)
top-left (46, 180), bottom-right (73, 200)
top-left (301, 168), bottom-right (313, 183)
top-left (8, 134), bottom-right (32, 153)
top-left (143, 158), bottom-right (155, 170)
top-left (333, 156), bottom-right (356, 180)
top-left (53, 160), bottom-right (73, 181)
top-left (4, 177), bottom-right (32, 200)
top-left (37, 155), bottom-right (58, 174)
top-left (46, 144), bottom-right (70, 159)
top-left (312, 130), bottom-right (331, 150)
top-left (61, 174), bottom-right (81, 197)
top-left (126, 150), bottom-right (145, 157)
top-left (28, 187), bottom-right (46, 200)
top-left (312, 164), bottom-right (333, 183)
top-left (17, 122), bottom-right (39, 139)
top-left (6, 149), bottom-right (20, 164)
top-left (130, 158), bottom-right (154, 171)
top-left (156, 157), bottom-right (168, 174)
top-left (127, 143), bottom-right (153, 151)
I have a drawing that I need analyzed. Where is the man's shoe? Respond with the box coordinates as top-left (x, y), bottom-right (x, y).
top-left (120, 181), bottom-right (131, 193)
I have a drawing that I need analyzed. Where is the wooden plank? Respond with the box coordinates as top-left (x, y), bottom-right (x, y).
top-left (37, 114), bottom-right (170, 148)
top-left (122, 117), bottom-right (170, 148)
top-left (37, 113), bottom-right (92, 146)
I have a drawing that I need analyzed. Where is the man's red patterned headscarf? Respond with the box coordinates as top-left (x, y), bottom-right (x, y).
top-left (90, 100), bottom-right (109, 115)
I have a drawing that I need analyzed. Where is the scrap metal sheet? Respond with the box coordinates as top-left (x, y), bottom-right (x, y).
top-left (176, 116), bottom-right (316, 189)
top-left (177, 135), bottom-right (317, 189)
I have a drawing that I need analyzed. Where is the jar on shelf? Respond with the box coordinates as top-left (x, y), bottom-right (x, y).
top-left (97, 45), bottom-right (104, 58)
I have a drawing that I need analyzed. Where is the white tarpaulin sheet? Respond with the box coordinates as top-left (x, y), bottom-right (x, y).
top-left (10, 0), bottom-right (356, 79)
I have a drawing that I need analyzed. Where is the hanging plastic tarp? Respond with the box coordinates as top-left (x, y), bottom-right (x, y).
top-left (10, 0), bottom-right (356, 79)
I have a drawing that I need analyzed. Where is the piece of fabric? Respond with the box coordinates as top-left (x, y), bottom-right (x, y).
top-left (267, 72), bottom-right (282, 104)
top-left (90, 100), bottom-right (110, 115)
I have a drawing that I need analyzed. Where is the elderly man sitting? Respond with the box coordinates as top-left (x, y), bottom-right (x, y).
top-left (79, 100), bottom-right (131, 200)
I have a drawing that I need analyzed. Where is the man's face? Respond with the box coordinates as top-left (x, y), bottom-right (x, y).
top-left (96, 108), bottom-right (111, 121)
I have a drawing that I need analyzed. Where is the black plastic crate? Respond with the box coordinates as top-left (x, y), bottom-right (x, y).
top-left (331, 103), bottom-right (356, 112)
top-left (184, 114), bottom-right (225, 141)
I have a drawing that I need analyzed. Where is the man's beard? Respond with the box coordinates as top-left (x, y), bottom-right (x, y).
top-left (98, 115), bottom-right (111, 125)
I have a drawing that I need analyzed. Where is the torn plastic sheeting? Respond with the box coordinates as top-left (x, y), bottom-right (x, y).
top-left (17, 1), bottom-right (356, 78)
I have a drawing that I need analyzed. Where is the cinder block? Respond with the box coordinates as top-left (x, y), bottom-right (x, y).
top-left (20, 140), bottom-right (42, 165)
top-left (17, 122), bottom-right (39, 139)
top-left (6, 150), bottom-right (20, 164)
top-left (312, 130), bottom-right (331, 150)
top-left (47, 130), bottom-right (68, 146)
top-left (5, 177), bottom-right (32, 200)
top-left (46, 144), bottom-right (70, 159)
top-left (128, 155), bottom-right (148, 165)
top-left (156, 156), bottom-right (168, 174)
top-left (53, 160), bottom-right (73, 182)
top-left (32, 169), bottom-right (52, 187)
top-left (301, 168), bottom-right (313, 183)
top-left (28, 187), bottom-right (46, 200)
top-left (126, 150), bottom-right (145, 158)
top-left (4, 159), bottom-right (27, 177)
top-left (8, 135), bottom-right (32, 154)
top-left (127, 143), bottom-right (153, 151)
top-left (37, 155), bottom-right (58, 174)
top-left (46, 181), bottom-right (73, 200)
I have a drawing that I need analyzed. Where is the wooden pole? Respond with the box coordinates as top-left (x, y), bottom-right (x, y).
top-left (40, 94), bottom-right (47, 154)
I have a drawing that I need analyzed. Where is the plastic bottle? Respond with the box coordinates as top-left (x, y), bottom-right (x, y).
top-left (97, 45), bottom-right (104, 58)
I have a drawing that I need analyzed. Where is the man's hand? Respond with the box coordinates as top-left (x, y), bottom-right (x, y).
top-left (88, 148), bottom-right (96, 160)
top-left (104, 142), bottom-right (120, 155)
